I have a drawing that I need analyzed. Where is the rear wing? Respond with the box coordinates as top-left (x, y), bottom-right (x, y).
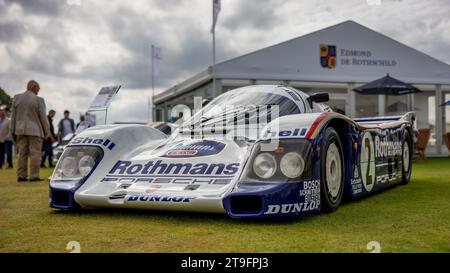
top-left (354, 112), bottom-right (416, 128)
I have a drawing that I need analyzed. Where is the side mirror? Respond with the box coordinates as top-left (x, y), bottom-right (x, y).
top-left (307, 93), bottom-right (329, 107)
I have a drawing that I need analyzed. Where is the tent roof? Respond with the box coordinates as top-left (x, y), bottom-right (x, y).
top-left (214, 20), bottom-right (450, 84)
top-left (156, 20), bottom-right (450, 104)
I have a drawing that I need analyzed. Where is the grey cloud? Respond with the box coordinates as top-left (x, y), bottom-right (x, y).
top-left (5, 0), bottom-right (65, 16)
top-left (223, 0), bottom-right (284, 30)
top-left (84, 6), bottom-right (239, 90)
top-left (0, 21), bottom-right (26, 42)
top-left (417, 35), bottom-right (450, 64)
top-left (5, 19), bottom-right (78, 76)
top-left (0, 0), bottom-right (8, 16)
top-left (105, 31), bottom-right (238, 90)
top-left (72, 87), bottom-right (92, 97)
top-left (109, 103), bottom-right (148, 123)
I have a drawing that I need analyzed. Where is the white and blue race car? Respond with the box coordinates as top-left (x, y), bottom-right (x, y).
top-left (50, 85), bottom-right (415, 218)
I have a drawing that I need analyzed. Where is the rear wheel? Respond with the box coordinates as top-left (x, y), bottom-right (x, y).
top-left (320, 127), bottom-right (345, 213)
top-left (401, 130), bottom-right (412, 185)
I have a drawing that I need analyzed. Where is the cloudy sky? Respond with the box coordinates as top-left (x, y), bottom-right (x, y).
top-left (1, 0), bottom-right (449, 123)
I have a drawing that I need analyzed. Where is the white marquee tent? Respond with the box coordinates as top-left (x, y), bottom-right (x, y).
top-left (155, 20), bottom-right (450, 155)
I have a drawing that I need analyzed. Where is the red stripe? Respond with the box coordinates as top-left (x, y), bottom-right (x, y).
top-left (305, 112), bottom-right (332, 139)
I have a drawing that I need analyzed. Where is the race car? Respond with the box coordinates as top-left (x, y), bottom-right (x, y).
top-left (49, 85), bottom-right (415, 218)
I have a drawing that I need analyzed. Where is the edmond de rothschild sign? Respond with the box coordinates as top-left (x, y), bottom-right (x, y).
top-left (320, 44), bottom-right (398, 69)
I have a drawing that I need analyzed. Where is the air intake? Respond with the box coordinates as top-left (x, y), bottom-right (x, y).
top-left (230, 195), bottom-right (262, 214)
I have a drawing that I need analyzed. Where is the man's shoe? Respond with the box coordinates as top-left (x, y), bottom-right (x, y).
top-left (18, 177), bottom-right (28, 182)
top-left (29, 178), bottom-right (45, 182)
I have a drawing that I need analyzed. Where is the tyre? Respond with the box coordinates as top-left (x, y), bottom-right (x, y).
top-left (400, 130), bottom-right (413, 185)
top-left (320, 127), bottom-right (345, 213)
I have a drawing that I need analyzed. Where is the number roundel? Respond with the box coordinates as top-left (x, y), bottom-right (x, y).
top-left (360, 132), bottom-right (376, 192)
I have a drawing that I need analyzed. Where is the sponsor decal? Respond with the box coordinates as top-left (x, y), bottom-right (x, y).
top-left (353, 165), bottom-right (359, 178)
top-left (299, 179), bottom-right (320, 203)
top-left (320, 44), bottom-right (337, 69)
top-left (127, 195), bottom-right (195, 203)
top-left (351, 178), bottom-right (363, 195)
top-left (262, 128), bottom-right (307, 139)
top-left (166, 150), bottom-right (197, 156)
top-left (376, 171), bottom-right (402, 184)
top-left (264, 202), bottom-right (319, 214)
top-left (264, 180), bottom-right (320, 215)
top-left (71, 137), bottom-right (116, 150)
top-left (351, 165), bottom-right (363, 194)
top-left (360, 132), bottom-right (376, 192)
top-left (162, 140), bottom-right (225, 158)
top-left (375, 136), bottom-right (402, 158)
top-left (101, 176), bottom-right (233, 185)
top-left (357, 132), bottom-right (403, 193)
top-left (108, 160), bottom-right (240, 176)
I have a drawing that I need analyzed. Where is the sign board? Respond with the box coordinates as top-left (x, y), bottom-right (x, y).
top-left (88, 86), bottom-right (121, 111)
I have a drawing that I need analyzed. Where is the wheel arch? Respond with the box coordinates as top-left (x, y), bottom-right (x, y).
top-left (320, 117), bottom-right (355, 200)
top-left (325, 118), bottom-right (348, 149)
top-left (404, 124), bottom-right (415, 149)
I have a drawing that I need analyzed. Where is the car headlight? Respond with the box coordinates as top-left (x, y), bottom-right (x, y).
top-left (240, 139), bottom-right (312, 182)
top-left (61, 156), bottom-right (78, 178)
top-left (52, 146), bottom-right (103, 180)
top-left (253, 153), bottom-right (277, 179)
top-left (78, 155), bottom-right (95, 176)
top-left (280, 152), bottom-right (305, 178)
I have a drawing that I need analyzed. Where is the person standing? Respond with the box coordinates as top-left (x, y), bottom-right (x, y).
top-left (57, 110), bottom-right (75, 143)
top-left (41, 110), bottom-right (56, 168)
top-left (0, 109), bottom-right (6, 168)
top-left (0, 110), bottom-right (14, 168)
top-left (10, 80), bottom-right (50, 182)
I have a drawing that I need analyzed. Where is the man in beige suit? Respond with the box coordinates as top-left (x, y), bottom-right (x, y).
top-left (10, 80), bottom-right (51, 182)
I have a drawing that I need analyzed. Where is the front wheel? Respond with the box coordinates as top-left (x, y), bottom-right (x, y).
top-left (320, 127), bottom-right (345, 213)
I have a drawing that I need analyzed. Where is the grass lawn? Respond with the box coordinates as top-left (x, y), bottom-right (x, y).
top-left (0, 158), bottom-right (449, 253)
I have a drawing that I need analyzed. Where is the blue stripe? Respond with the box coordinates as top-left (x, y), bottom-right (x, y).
top-left (354, 116), bottom-right (401, 122)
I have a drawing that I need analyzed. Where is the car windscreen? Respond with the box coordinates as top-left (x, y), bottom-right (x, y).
top-left (185, 90), bottom-right (301, 128)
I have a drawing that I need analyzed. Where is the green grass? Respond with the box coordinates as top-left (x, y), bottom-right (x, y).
top-left (0, 158), bottom-right (449, 253)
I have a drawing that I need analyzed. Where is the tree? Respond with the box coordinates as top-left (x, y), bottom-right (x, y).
top-left (0, 86), bottom-right (12, 111)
